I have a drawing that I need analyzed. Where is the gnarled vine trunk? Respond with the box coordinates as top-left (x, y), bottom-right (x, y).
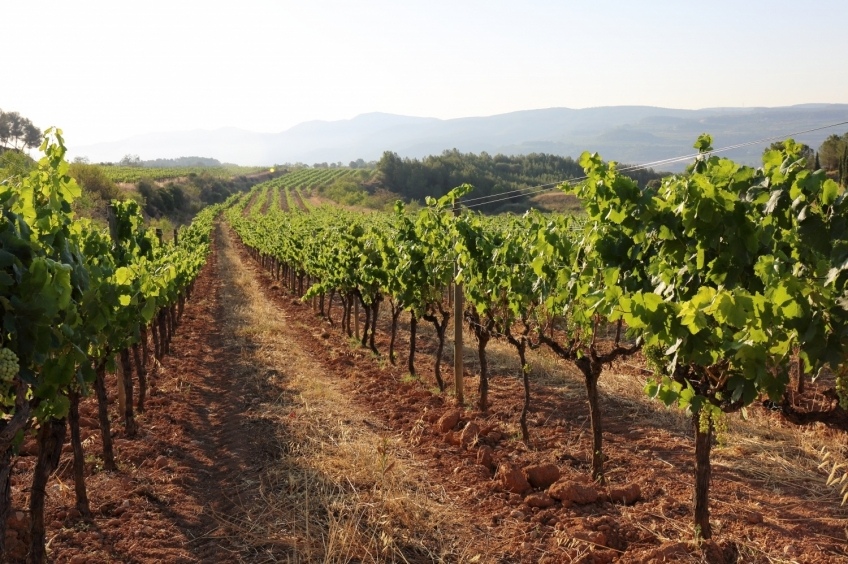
top-left (29, 417), bottom-right (67, 564)
top-left (388, 301), bottom-right (402, 365)
top-left (694, 411), bottom-right (714, 539)
top-left (423, 304), bottom-right (450, 392)
top-left (68, 390), bottom-right (91, 517)
top-left (93, 360), bottom-right (117, 471)
top-left (408, 311), bottom-right (417, 375)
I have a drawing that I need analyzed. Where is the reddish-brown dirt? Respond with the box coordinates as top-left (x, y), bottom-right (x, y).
top-left (278, 187), bottom-right (289, 212)
top-left (5, 224), bottom-right (848, 563)
top-left (290, 189), bottom-right (309, 211)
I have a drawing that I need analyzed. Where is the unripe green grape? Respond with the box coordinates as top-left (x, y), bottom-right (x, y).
top-left (0, 348), bottom-right (19, 381)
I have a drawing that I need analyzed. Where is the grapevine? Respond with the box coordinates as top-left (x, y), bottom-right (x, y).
top-left (221, 134), bottom-right (848, 544)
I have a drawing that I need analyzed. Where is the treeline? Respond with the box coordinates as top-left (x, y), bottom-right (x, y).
top-left (139, 156), bottom-right (223, 168)
top-left (819, 132), bottom-right (848, 184)
top-left (106, 154), bottom-right (224, 168)
top-left (376, 149), bottom-right (666, 212)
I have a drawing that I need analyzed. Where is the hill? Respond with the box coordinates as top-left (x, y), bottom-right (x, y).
top-left (71, 105), bottom-right (848, 170)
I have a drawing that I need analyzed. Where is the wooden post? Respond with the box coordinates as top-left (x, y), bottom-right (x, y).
top-left (453, 201), bottom-right (464, 405)
top-left (105, 204), bottom-right (127, 413)
top-left (155, 229), bottom-right (163, 245)
top-left (106, 204), bottom-right (119, 243)
top-left (173, 229), bottom-right (179, 245)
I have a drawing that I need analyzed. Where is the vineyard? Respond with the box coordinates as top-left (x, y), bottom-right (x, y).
top-left (1, 134), bottom-right (848, 562)
top-left (223, 136), bottom-right (848, 561)
top-left (98, 164), bottom-right (268, 184)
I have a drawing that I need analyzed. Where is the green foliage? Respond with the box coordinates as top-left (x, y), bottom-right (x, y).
top-left (0, 126), bottom-right (216, 448)
top-left (377, 149), bottom-right (666, 213)
top-left (0, 149), bottom-right (36, 179)
top-left (226, 135), bottom-right (848, 538)
top-left (818, 132), bottom-right (848, 172)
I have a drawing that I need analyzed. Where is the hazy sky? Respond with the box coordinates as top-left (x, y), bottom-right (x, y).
top-left (5, 0), bottom-right (847, 148)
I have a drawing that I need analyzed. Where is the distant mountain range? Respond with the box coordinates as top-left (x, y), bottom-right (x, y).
top-left (73, 104), bottom-right (848, 171)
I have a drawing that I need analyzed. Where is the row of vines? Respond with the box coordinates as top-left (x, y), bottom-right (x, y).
top-left (227, 136), bottom-right (848, 541)
top-left (99, 164), bottom-right (266, 184)
top-left (0, 130), bottom-right (218, 562)
top-left (241, 167), bottom-right (363, 214)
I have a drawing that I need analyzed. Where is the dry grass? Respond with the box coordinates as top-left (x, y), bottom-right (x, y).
top-left (213, 227), bottom-right (482, 563)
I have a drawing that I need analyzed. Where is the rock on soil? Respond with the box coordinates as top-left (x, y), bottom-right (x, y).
top-left (638, 541), bottom-right (690, 563)
top-left (548, 479), bottom-right (598, 505)
top-left (460, 421), bottom-right (480, 448)
top-left (476, 445), bottom-right (495, 470)
top-left (496, 463), bottom-right (531, 494)
top-left (745, 511), bottom-right (763, 524)
top-left (524, 462), bottom-right (560, 489)
top-left (608, 482), bottom-right (641, 505)
top-left (437, 410), bottom-right (462, 433)
top-left (524, 492), bottom-right (555, 508)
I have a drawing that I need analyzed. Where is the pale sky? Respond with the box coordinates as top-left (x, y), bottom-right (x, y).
top-left (5, 0), bottom-right (848, 148)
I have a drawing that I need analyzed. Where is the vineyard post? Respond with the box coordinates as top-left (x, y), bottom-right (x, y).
top-left (105, 204), bottom-right (127, 416)
top-left (453, 201), bottom-right (464, 404)
top-left (155, 229), bottom-right (163, 245)
top-left (173, 229), bottom-right (179, 245)
top-left (106, 203), bottom-right (118, 243)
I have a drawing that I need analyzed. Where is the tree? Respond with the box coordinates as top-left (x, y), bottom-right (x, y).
top-left (840, 145), bottom-right (848, 187)
top-left (119, 154), bottom-right (142, 167)
top-left (0, 110), bottom-right (42, 152)
top-left (818, 133), bottom-right (848, 171)
top-left (68, 163), bottom-right (120, 202)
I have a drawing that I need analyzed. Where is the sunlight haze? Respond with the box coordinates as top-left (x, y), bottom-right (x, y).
top-left (5, 0), bottom-right (847, 150)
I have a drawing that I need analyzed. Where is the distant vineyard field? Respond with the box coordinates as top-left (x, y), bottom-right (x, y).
top-left (99, 164), bottom-right (269, 183)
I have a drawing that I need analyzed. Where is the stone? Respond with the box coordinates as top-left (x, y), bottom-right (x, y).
top-left (436, 410), bottom-right (462, 433)
top-left (18, 439), bottom-right (38, 457)
top-left (745, 511), bottom-right (763, 525)
top-left (460, 422), bottom-right (480, 448)
top-left (524, 492), bottom-right (555, 508)
top-left (524, 463), bottom-right (560, 489)
top-left (701, 540), bottom-right (726, 564)
top-left (496, 463), bottom-right (531, 495)
top-left (548, 479), bottom-right (598, 505)
top-left (643, 542), bottom-right (690, 563)
top-left (608, 482), bottom-right (641, 505)
top-left (476, 446), bottom-right (495, 470)
top-left (573, 528), bottom-right (607, 548)
top-left (79, 416), bottom-right (99, 429)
